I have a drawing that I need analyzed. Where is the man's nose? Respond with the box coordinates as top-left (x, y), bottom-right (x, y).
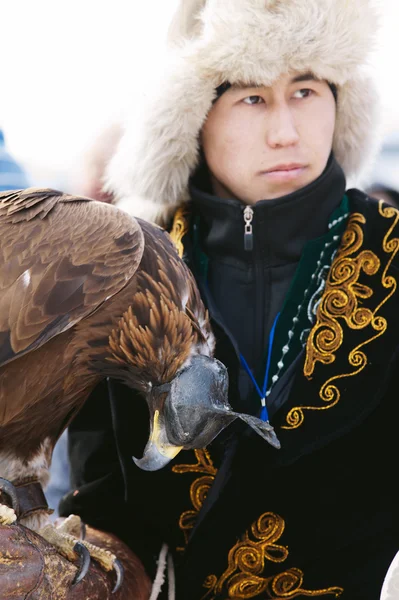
top-left (266, 105), bottom-right (300, 148)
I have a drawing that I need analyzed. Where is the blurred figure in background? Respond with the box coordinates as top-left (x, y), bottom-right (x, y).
top-left (46, 121), bottom-right (123, 518)
top-left (0, 125), bottom-right (68, 518)
top-left (0, 128), bottom-right (30, 191)
top-left (368, 131), bottom-right (399, 209)
top-left (367, 182), bottom-right (399, 209)
top-left (46, 430), bottom-right (70, 520)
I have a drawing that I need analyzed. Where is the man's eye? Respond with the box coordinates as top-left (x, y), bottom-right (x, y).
top-left (242, 95), bottom-right (264, 105)
top-left (293, 88), bottom-right (313, 99)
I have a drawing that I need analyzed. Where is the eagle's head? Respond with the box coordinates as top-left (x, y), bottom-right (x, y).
top-left (107, 296), bottom-right (280, 470)
top-left (102, 247), bottom-right (280, 471)
top-left (133, 352), bottom-right (280, 471)
top-left (135, 354), bottom-right (231, 470)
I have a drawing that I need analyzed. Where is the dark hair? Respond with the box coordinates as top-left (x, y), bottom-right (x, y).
top-left (214, 82), bottom-right (232, 101)
top-left (329, 83), bottom-right (338, 101)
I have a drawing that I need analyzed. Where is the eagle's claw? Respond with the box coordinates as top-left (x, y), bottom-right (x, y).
top-left (0, 478), bottom-right (19, 517)
top-left (80, 520), bottom-right (86, 540)
top-left (112, 558), bottom-right (124, 593)
top-left (72, 541), bottom-right (91, 586)
top-left (41, 518), bottom-right (124, 591)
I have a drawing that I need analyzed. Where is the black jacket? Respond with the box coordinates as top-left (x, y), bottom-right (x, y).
top-left (60, 161), bottom-right (399, 599)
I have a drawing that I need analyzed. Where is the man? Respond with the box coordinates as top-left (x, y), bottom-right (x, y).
top-left (61, 1), bottom-right (398, 599)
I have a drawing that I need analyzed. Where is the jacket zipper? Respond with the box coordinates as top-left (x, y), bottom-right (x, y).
top-left (243, 205), bottom-right (270, 396)
top-left (243, 206), bottom-right (254, 251)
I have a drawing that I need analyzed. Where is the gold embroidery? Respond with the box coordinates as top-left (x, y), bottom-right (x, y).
top-left (375, 202), bottom-right (399, 311)
top-left (304, 213), bottom-right (379, 376)
top-left (169, 206), bottom-right (190, 259)
top-left (284, 206), bottom-right (399, 430)
top-left (169, 207), bottom-right (215, 549)
top-left (201, 512), bottom-right (343, 599)
top-left (173, 449), bottom-right (217, 549)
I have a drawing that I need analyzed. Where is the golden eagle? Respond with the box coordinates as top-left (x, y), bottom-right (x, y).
top-left (0, 188), bottom-right (279, 590)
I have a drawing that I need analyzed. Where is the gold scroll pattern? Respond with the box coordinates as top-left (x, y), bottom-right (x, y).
top-left (284, 205), bottom-right (399, 430)
top-left (201, 512), bottom-right (343, 599)
top-left (168, 205), bottom-right (360, 598)
top-left (172, 449), bottom-right (217, 551)
top-left (170, 210), bottom-right (217, 550)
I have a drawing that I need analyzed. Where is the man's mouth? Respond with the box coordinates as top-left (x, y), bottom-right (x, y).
top-left (261, 163), bottom-right (307, 181)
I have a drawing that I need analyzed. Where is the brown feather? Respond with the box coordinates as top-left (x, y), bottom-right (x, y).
top-left (0, 188), bottom-right (144, 362)
top-left (0, 190), bottom-right (213, 470)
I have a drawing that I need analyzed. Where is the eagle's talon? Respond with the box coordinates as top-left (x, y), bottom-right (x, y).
top-left (112, 558), bottom-right (124, 593)
top-left (72, 541), bottom-right (91, 586)
top-left (0, 478), bottom-right (19, 517)
top-left (40, 521), bottom-right (122, 590)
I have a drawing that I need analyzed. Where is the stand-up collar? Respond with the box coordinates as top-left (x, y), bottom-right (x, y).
top-left (189, 155), bottom-right (346, 266)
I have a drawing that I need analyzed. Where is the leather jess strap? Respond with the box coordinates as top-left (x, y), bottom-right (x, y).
top-left (0, 479), bottom-right (51, 520)
top-left (16, 481), bottom-right (51, 519)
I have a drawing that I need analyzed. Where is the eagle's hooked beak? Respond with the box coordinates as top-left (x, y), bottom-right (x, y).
top-left (133, 408), bottom-right (183, 471)
top-left (133, 355), bottom-right (280, 472)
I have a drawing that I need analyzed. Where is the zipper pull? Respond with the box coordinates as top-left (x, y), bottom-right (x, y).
top-left (243, 206), bottom-right (254, 251)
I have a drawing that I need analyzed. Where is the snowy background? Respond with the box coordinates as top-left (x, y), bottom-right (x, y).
top-left (1, 0), bottom-right (399, 192)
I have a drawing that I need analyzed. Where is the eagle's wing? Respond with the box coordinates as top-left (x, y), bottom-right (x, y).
top-left (0, 188), bottom-right (144, 368)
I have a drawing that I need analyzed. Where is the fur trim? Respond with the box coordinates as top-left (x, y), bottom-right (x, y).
top-left (107, 0), bottom-right (381, 225)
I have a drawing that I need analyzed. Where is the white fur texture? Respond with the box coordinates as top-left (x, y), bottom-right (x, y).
top-left (0, 438), bottom-right (52, 531)
top-left (0, 439), bottom-right (51, 488)
top-left (106, 0), bottom-right (381, 225)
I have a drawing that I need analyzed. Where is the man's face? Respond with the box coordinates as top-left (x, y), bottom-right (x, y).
top-left (201, 72), bottom-right (336, 203)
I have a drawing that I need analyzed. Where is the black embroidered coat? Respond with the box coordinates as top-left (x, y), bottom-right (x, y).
top-left (60, 190), bottom-right (399, 600)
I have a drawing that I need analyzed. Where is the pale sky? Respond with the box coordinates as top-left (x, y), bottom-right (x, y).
top-left (0, 0), bottom-right (398, 187)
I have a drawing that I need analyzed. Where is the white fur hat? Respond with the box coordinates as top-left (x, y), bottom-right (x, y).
top-left (107, 0), bottom-right (381, 225)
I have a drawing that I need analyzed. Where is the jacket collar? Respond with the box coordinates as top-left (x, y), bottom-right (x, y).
top-left (189, 155), bottom-right (346, 267)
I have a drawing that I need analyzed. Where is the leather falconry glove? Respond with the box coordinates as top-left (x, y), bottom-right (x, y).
top-left (0, 520), bottom-right (151, 600)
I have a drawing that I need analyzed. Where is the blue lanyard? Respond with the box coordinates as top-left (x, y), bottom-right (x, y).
top-left (240, 312), bottom-right (280, 422)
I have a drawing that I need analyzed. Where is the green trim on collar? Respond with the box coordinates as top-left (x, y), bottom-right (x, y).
top-left (190, 194), bottom-right (350, 402)
top-left (262, 195), bottom-right (350, 394)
